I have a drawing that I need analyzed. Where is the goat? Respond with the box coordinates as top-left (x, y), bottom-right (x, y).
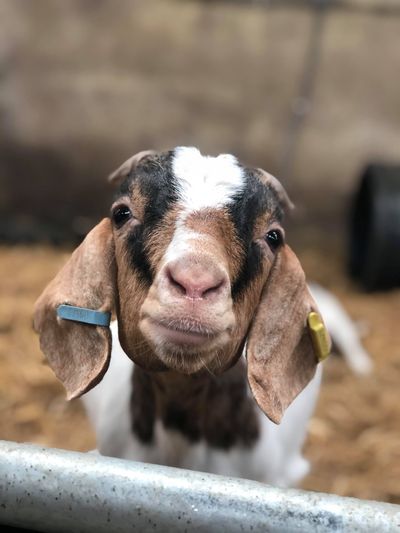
top-left (34, 147), bottom-right (331, 487)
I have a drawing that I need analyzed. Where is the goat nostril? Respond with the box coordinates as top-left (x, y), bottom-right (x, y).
top-left (166, 268), bottom-right (187, 296)
top-left (203, 279), bottom-right (224, 298)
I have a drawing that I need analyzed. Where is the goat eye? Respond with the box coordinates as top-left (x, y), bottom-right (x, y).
top-left (112, 205), bottom-right (132, 227)
top-left (265, 229), bottom-right (283, 251)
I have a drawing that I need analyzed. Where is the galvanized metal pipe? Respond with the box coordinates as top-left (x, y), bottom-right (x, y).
top-left (0, 440), bottom-right (399, 532)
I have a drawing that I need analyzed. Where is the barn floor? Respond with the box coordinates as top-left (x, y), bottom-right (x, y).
top-left (0, 244), bottom-right (399, 504)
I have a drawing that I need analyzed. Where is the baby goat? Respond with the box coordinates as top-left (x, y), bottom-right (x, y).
top-left (34, 147), bottom-right (330, 487)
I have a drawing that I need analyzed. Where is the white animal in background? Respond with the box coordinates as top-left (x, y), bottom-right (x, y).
top-left (35, 147), bottom-right (332, 488)
top-left (309, 283), bottom-right (373, 376)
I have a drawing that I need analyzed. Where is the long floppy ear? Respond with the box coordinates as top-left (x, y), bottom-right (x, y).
top-left (108, 150), bottom-right (155, 186)
top-left (33, 218), bottom-right (116, 400)
top-left (246, 245), bottom-right (329, 424)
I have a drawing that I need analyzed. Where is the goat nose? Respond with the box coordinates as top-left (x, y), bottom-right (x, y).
top-left (166, 260), bottom-right (228, 299)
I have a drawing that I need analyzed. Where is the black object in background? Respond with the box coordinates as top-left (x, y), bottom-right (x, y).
top-left (349, 163), bottom-right (400, 291)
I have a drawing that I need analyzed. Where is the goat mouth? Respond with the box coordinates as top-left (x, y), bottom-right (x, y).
top-left (145, 318), bottom-right (219, 347)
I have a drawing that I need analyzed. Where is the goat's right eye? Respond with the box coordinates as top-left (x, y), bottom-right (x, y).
top-left (265, 229), bottom-right (284, 251)
top-left (112, 205), bottom-right (132, 227)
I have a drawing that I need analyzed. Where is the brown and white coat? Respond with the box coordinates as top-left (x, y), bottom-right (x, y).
top-left (34, 147), bottom-right (326, 487)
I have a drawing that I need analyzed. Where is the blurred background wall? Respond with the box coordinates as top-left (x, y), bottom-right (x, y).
top-left (1, 0), bottom-right (399, 243)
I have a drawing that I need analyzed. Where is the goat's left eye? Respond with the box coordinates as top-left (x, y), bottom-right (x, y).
top-left (112, 205), bottom-right (132, 227)
top-left (265, 229), bottom-right (283, 251)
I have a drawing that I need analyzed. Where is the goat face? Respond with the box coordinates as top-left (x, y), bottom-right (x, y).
top-left (110, 148), bottom-right (289, 376)
top-left (34, 147), bottom-right (328, 423)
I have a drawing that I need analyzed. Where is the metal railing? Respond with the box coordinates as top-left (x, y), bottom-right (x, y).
top-left (1, 441), bottom-right (400, 532)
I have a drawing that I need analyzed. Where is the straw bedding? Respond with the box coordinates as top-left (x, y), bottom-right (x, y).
top-left (0, 245), bottom-right (398, 503)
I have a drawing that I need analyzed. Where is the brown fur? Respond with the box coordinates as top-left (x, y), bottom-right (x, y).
top-left (33, 219), bottom-right (115, 399)
top-left (130, 365), bottom-right (156, 443)
top-left (185, 208), bottom-right (243, 281)
top-left (247, 246), bottom-right (320, 423)
top-left (131, 358), bottom-right (259, 449)
top-left (127, 181), bottom-right (148, 222)
top-left (144, 205), bottom-right (183, 269)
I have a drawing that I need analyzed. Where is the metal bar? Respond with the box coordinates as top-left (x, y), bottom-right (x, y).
top-left (0, 440), bottom-right (399, 533)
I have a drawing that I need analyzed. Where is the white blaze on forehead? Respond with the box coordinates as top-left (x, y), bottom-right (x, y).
top-left (162, 147), bottom-right (244, 267)
top-left (172, 147), bottom-right (245, 211)
top-left (163, 225), bottom-right (207, 264)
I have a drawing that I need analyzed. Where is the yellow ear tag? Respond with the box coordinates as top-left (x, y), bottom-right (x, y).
top-left (307, 311), bottom-right (331, 362)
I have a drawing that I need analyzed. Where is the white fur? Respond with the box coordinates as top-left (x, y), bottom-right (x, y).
top-left (163, 147), bottom-right (244, 266)
top-left (309, 283), bottom-right (373, 375)
top-left (163, 226), bottom-right (207, 265)
top-left (82, 322), bottom-right (322, 487)
top-left (172, 147), bottom-right (244, 211)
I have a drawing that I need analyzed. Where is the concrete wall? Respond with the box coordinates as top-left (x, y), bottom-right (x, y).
top-left (1, 0), bottom-right (399, 241)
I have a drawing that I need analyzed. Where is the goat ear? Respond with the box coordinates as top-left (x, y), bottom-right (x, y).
top-left (33, 218), bottom-right (116, 400)
top-left (257, 169), bottom-right (294, 212)
top-left (246, 245), bottom-right (329, 424)
top-left (108, 150), bottom-right (156, 186)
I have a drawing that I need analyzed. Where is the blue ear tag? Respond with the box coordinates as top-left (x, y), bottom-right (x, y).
top-left (57, 304), bottom-right (111, 327)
